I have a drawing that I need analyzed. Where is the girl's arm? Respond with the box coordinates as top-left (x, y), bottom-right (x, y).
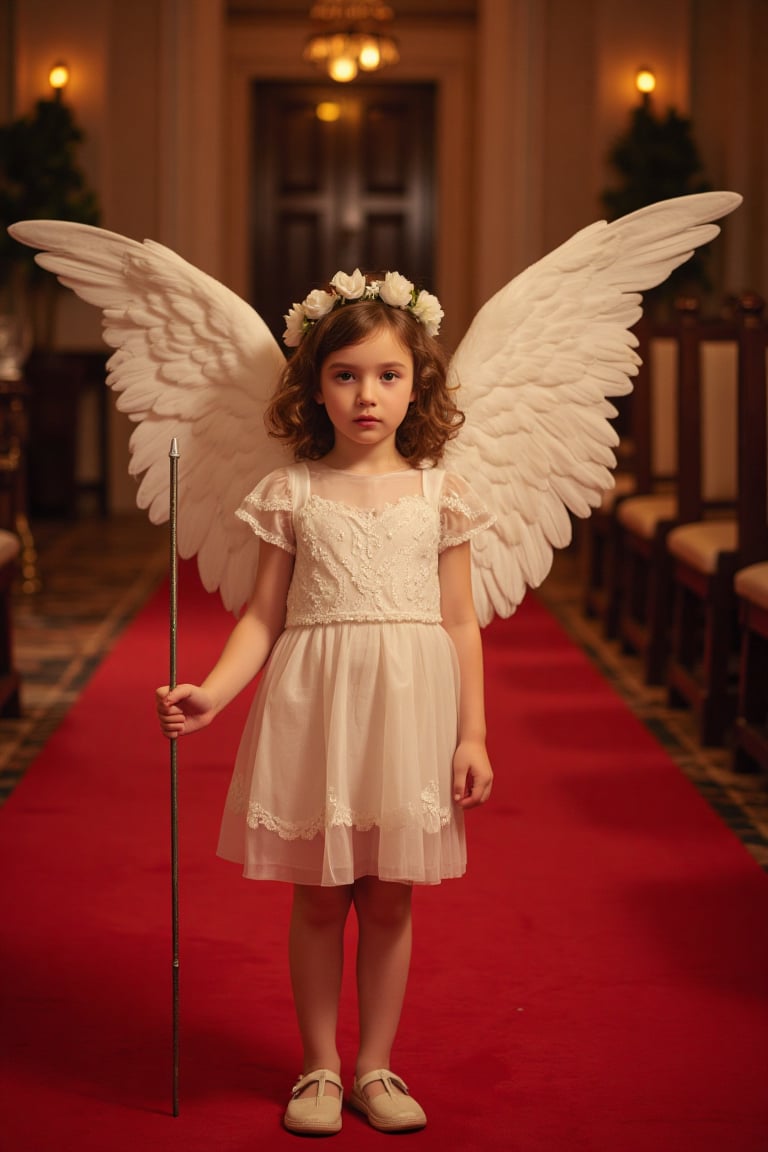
top-left (438, 540), bottom-right (493, 809)
top-left (156, 540), bottom-right (295, 738)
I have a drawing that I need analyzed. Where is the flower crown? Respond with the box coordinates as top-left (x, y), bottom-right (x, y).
top-left (282, 269), bottom-right (444, 347)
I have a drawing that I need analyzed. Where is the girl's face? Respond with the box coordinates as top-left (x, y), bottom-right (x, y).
top-left (316, 327), bottom-right (415, 463)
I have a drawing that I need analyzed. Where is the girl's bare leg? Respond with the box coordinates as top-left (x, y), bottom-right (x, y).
top-left (353, 876), bottom-right (413, 1096)
top-left (289, 883), bottom-right (353, 1098)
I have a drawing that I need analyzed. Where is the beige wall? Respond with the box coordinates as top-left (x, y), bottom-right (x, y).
top-left (692, 0), bottom-right (768, 293)
top-left (12, 0), bottom-right (226, 509)
top-left (9, 0), bottom-right (767, 510)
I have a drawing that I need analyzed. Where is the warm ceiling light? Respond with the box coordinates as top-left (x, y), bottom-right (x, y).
top-left (304, 2), bottom-right (399, 83)
top-left (48, 62), bottom-right (70, 93)
top-left (635, 67), bottom-right (656, 95)
top-left (328, 48), bottom-right (358, 83)
top-left (358, 37), bottom-right (381, 70)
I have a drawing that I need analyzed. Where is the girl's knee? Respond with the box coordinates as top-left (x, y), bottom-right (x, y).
top-left (353, 877), bottom-right (412, 930)
top-left (292, 883), bottom-right (352, 929)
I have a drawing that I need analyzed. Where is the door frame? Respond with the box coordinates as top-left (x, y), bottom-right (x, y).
top-left (224, 19), bottom-right (474, 350)
top-left (250, 80), bottom-right (438, 339)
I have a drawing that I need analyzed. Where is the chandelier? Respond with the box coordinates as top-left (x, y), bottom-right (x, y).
top-left (304, 2), bottom-right (400, 84)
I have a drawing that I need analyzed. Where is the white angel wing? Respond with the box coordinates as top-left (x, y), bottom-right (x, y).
top-left (9, 220), bottom-right (290, 614)
top-left (444, 191), bottom-right (743, 626)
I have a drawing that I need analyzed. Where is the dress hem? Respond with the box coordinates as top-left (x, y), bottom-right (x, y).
top-left (216, 850), bottom-right (466, 887)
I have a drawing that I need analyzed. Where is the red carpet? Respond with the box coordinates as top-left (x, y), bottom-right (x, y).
top-left (1, 561), bottom-right (767, 1151)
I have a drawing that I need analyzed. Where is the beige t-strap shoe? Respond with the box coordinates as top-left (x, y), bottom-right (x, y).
top-left (349, 1069), bottom-right (427, 1131)
top-left (284, 1068), bottom-right (343, 1135)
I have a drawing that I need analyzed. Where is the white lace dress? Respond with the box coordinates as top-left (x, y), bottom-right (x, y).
top-left (216, 462), bottom-right (494, 886)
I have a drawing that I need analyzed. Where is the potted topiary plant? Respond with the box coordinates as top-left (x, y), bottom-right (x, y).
top-left (602, 95), bottom-right (713, 313)
top-left (0, 92), bottom-right (100, 359)
top-left (0, 94), bottom-right (101, 517)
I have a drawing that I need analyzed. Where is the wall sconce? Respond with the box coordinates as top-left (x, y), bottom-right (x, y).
top-left (48, 62), bottom-right (70, 98)
top-left (304, 2), bottom-right (399, 84)
top-left (635, 67), bottom-right (656, 97)
top-left (316, 101), bottom-right (342, 123)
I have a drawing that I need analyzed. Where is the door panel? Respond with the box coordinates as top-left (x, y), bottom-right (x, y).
top-left (251, 82), bottom-right (435, 340)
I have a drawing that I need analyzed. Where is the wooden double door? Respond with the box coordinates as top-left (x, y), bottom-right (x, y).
top-left (250, 82), bottom-right (436, 340)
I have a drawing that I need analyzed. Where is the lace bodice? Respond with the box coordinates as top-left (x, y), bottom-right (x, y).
top-left (237, 463), bottom-right (494, 626)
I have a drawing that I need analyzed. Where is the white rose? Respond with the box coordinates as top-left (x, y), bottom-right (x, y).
top-left (379, 271), bottom-right (414, 308)
top-left (330, 268), bottom-right (367, 300)
top-left (283, 303), bottom-right (306, 347)
top-left (302, 289), bottom-right (336, 320)
top-left (411, 290), bottom-right (444, 337)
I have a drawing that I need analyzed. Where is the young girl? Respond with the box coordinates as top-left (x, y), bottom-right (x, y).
top-left (156, 269), bottom-right (494, 1135)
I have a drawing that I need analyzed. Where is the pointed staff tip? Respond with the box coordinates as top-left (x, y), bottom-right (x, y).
top-left (169, 437), bottom-right (180, 458)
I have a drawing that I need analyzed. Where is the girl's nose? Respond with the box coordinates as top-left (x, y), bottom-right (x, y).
top-left (357, 380), bottom-right (376, 405)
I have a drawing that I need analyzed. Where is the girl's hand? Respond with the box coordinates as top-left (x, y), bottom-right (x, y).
top-left (155, 684), bottom-right (216, 739)
top-left (452, 740), bottom-right (493, 809)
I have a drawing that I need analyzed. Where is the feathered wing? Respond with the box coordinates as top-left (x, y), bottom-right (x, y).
top-left (9, 220), bottom-right (290, 614)
top-left (444, 191), bottom-right (743, 626)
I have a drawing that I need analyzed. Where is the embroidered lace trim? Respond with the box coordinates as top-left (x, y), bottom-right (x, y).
top-left (236, 511), bottom-right (295, 553)
top-left (225, 778), bottom-right (451, 839)
top-left (285, 493), bottom-right (443, 625)
top-left (439, 489), bottom-right (496, 552)
top-left (236, 493), bottom-right (295, 555)
top-left (235, 467), bottom-right (495, 623)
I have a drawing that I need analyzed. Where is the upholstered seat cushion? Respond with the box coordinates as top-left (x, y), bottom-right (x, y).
top-left (735, 561), bottom-right (768, 611)
top-left (0, 530), bottom-right (20, 566)
top-left (667, 520), bottom-right (737, 573)
top-left (616, 494), bottom-right (677, 537)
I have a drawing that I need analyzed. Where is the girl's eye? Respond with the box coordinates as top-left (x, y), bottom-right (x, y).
top-left (382, 371), bottom-right (398, 382)
top-left (336, 371), bottom-right (354, 382)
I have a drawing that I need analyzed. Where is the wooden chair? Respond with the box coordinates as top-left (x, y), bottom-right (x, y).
top-left (731, 303), bottom-right (768, 772)
top-left (581, 318), bottom-right (675, 638)
top-left (666, 294), bottom-right (768, 746)
top-left (0, 528), bottom-right (21, 717)
top-left (0, 385), bottom-right (26, 717)
top-left (733, 563), bottom-right (768, 773)
top-left (613, 299), bottom-right (734, 685)
top-left (580, 467), bottom-right (637, 636)
top-left (0, 379), bottom-right (39, 593)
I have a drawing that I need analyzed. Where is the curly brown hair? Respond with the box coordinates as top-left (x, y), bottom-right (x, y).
top-left (266, 293), bottom-right (464, 465)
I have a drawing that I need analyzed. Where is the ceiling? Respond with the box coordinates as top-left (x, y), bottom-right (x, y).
top-left (227, 2), bottom-right (477, 21)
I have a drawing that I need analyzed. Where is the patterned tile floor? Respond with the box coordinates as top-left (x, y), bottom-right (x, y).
top-left (0, 515), bottom-right (168, 804)
top-left (1, 516), bottom-right (766, 873)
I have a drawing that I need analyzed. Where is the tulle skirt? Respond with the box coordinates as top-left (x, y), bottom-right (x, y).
top-left (217, 621), bottom-right (466, 886)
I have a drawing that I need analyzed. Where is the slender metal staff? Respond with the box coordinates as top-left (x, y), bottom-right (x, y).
top-left (168, 437), bottom-right (180, 1117)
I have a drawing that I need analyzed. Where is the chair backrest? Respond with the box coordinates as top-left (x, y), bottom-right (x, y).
top-left (674, 298), bottom-right (740, 523)
top-left (737, 293), bottom-right (768, 567)
top-left (649, 332), bottom-right (679, 485)
top-left (629, 317), bottom-right (677, 494)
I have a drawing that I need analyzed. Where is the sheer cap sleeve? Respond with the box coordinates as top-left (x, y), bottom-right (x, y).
top-left (438, 471), bottom-right (495, 552)
top-left (236, 467), bottom-right (296, 554)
